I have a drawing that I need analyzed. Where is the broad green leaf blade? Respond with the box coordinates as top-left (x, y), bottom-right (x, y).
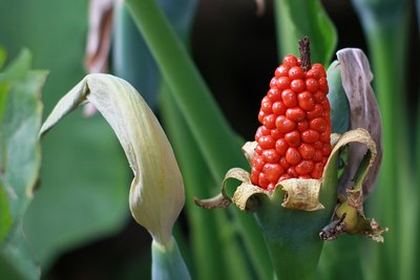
top-left (274, 0), bottom-right (337, 65)
top-left (40, 73), bottom-right (185, 247)
top-left (0, 180), bottom-right (12, 244)
top-left (113, 0), bottom-right (198, 109)
top-left (0, 47), bottom-right (6, 70)
top-left (350, 0), bottom-right (410, 279)
top-left (0, 51), bottom-right (47, 279)
top-left (125, 1), bottom-right (271, 275)
top-left (0, 0), bottom-right (130, 268)
top-left (160, 86), bottom-right (257, 280)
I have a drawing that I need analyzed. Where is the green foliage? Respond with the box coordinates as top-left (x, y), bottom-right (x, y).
top-left (326, 61), bottom-right (350, 134)
top-left (0, 49), bottom-right (47, 279)
top-left (125, 0), bottom-right (272, 278)
top-left (0, 0), bottom-right (130, 268)
top-left (351, 0), bottom-right (412, 279)
top-left (274, 0), bottom-right (337, 65)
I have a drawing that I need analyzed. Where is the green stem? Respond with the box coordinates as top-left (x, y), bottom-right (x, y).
top-left (255, 155), bottom-right (338, 280)
top-left (125, 0), bottom-right (272, 277)
top-left (152, 237), bottom-right (191, 280)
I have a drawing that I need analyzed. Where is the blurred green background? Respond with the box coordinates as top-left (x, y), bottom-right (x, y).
top-left (0, 0), bottom-right (419, 279)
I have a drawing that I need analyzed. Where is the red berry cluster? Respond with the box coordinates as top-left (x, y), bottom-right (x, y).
top-left (250, 54), bottom-right (331, 191)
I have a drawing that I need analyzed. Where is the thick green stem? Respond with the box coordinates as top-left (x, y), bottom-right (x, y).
top-left (255, 155), bottom-right (338, 280)
top-left (125, 0), bottom-right (271, 277)
top-left (152, 237), bottom-right (191, 280)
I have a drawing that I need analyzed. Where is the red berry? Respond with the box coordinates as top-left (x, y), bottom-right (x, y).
top-left (318, 77), bottom-right (328, 92)
top-left (252, 156), bottom-right (265, 171)
top-left (275, 65), bottom-right (289, 77)
top-left (258, 111), bottom-right (265, 123)
top-left (283, 55), bottom-right (298, 67)
top-left (263, 114), bottom-right (276, 129)
top-left (309, 117), bottom-right (327, 132)
top-left (271, 128), bottom-right (283, 139)
top-left (312, 162), bottom-right (324, 179)
top-left (270, 77), bottom-right (278, 88)
top-left (272, 101), bottom-right (286, 115)
top-left (289, 66), bottom-right (305, 79)
top-left (314, 141), bottom-right (323, 150)
top-left (313, 150), bottom-right (323, 162)
top-left (322, 144), bottom-right (332, 156)
top-left (299, 143), bottom-right (315, 160)
top-left (306, 104), bottom-right (323, 119)
top-left (306, 69), bottom-right (321, 79)
top-left (296, 160), bottom-right (314, 175)
top-left (267, 88), bottom-right (281, 101)
top-left (281, 89), bottom-right (298, 107)
top-left (284, 130), bottom-right (301, 147)
top-left (261, 97), bottom-right (272, 114)
top-left (290, 79), bottom-right (306, 93)
top-left (258, 172), bottom-right (270, 189)
top-left (275, 115), bottom-right (296, 133)
top-left (279, 157), bottom-right (290, 169)
top-left (275, 138), bottom-right (289, 156)
top-left (305, 78), bottom-right (318, 92)
top-left (286, 107), bottom-right (306, 122)
top-left (297, 120), bottom-right (309, 132)
top-left (262, 149), bottom-right (280, 163)
top-left (258, 135), bottom-right (275, 149)
top-left (313, 91), bottom-right (325, 103)
top-left (263, 163), bottom-right (283, 183)
top-left (287, 166), bottom-right (298, 177)
top-left (320, 131), bottom-right (330, 143)
top-left (302, 129), bottom-right (320, 143)
top-left (312, 63), bottom-right (326, 74)
top-left (277, 77), bottom-right (290, 90)
top-left (285, 147), bottom-right (301, 165)
top-left (251, 168), bottom-right (260, 184)
top-left (298, 91), bottom-right (315, 111)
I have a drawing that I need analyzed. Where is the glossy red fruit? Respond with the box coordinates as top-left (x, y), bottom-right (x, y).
top-left (251, 52), bottom-right (331, 190)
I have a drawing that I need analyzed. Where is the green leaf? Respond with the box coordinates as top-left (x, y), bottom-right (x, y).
top-left (40, 73), bottom-right (190, 278)
top-left (0, 50), bottom-right (47, 279)
top-left (160, 86), bottom-right (257, 280)
top-left (40, 74), bottom-right (185, 247)
top-left (113, 0), bottom-right (198, 110)
top-left (0, 47), bottom-right (6, 70)
top-left (326, 60), bottom-right (349, 134)
top-left (0, 0), bottom-right (130, 268)
top-left (274, 0), bottom-right (337, 65)
top-left (125, 0), bottom-right (271, 276)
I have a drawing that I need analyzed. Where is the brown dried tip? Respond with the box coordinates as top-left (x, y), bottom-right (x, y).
top-left (299, 36), bottom-right (311, 71)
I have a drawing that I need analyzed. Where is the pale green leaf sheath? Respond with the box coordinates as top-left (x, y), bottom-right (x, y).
top-left (40, 74), bottom-right (190, 280)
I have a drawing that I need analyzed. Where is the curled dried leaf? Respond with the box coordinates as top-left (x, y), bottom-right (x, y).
top-left (336, 48), bottom-right (382, 197)
top-left (279, 179), bottom-right (323, 211)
